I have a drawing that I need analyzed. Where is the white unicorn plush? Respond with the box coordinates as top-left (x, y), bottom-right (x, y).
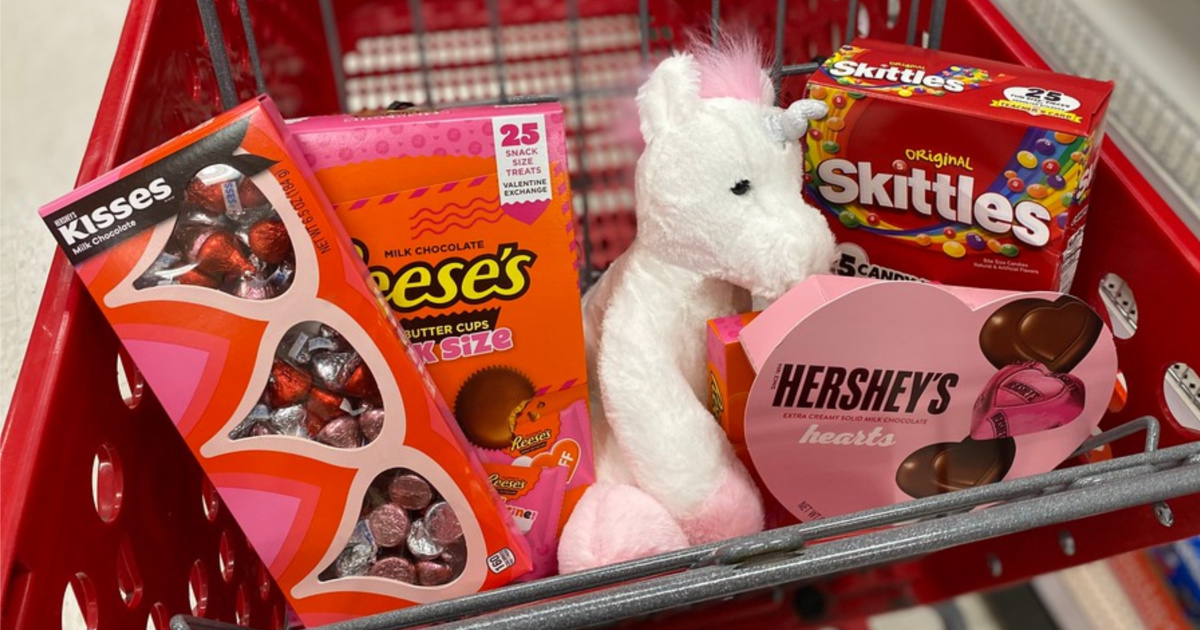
top-left (559, 39), bottom-right (836, 571)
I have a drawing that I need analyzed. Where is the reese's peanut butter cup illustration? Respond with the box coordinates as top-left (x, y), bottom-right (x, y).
top-left (454, 366), bottom-right (536, 450)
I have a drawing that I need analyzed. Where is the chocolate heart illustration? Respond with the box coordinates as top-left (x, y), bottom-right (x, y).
top-left (229, 321), bottom-right (383, 448)
top-left (319, 468), bottom-right (466, 585)
top-left (896, 437), bottom-right (1016, 499)
top-left (134, 164), bottom-right (296, 299)
top-left (970, 362), bottom-right (1085, 440)
top-left (978, 295), bottom-right (1102, 373)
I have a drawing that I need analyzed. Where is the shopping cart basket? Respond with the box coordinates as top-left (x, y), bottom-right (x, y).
top-left (3, 1), bottom-right (1199, 629)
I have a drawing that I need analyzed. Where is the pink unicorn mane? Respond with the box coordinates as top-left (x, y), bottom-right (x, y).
top-left (693, 33), bottom-right (772, 103)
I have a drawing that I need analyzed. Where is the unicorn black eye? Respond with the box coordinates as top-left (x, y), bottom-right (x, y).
top-left (731, 180), bottom-right (751, 196)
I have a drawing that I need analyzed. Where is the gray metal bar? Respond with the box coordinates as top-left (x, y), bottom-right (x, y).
top-left (566, 0), bottom-right (594, 286)
top-left (300, 442), bottom-right (1200, 630)
top-left (318, 0), bottom-right (348, 112)
top-left (710, 0), bottom-right (721, 47)
top-left (772, 0), bottom-right (787, 101)
top-left (233, 0), bottom-right (266, 95)
top-left (846, 0), bottom-right (859, 45)
top-left (486, 0), bottom-right (508, 103)
top-left (935, 601), bottom-right (970, 630)
top-left (357, 86), bottom-right (628, 113)
top-left (638, 0), bottom-right (650, 64)
top-left (1069, 416), bottom-right (1159, 458)
top-left (780, 62), bottom-right (821, 77)
top-left (173, 433), bottom-right (1193, 630)
top-left (414, 95), bottom-right (559, 110)
top-left (1065, 462), bottom-right (1158, 490)
top-left (196, 0), bottom-right (238, 110)
top-left (170, 443), bottom-right (1199, 630)
top-left (170, 617), bottom-right (239, 630)
top-left (928, 0), bottom-right (948, 49)
top-left (433, 461), bottom-right (1200, 630)
top-left (406, 0), bottom-right (436, 106)
top-left (906, 0), bottom-right (922, 46)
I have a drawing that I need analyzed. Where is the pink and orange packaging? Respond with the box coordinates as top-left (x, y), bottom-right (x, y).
top-left (38, 97), bottom-right (530, 624)
top-left (289, 104), bottom-right (594, 563)
top-left (484, 463), bottom-right (568, 580)
top-left (709, 275), bottom-right (1117, 522)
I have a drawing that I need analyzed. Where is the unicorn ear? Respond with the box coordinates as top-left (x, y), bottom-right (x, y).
top-left (636, 53), bottom-right (701, 142)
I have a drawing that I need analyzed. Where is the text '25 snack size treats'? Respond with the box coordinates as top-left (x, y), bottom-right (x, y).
top-left (39, 96), bottom-right (530, 625)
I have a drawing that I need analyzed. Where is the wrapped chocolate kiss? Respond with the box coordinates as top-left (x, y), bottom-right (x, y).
top-left (333, 521), bottom-right (378, 578)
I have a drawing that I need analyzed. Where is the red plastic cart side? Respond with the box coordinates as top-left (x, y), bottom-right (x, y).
top-left (0, 1), bottom-right (294, 627)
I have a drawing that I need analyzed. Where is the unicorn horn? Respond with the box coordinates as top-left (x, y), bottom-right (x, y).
top-left (764, 99), bottom-right (829, 142)
top-left (787, 99), bottom-right (829, 123)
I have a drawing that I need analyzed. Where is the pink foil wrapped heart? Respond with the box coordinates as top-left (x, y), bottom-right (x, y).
top-left (970, 361), bottom-right (1085, 440)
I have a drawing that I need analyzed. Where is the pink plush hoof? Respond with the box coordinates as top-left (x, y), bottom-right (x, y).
top-left (676, 461), bottom-right (764, 544)
top-left (558, 483), bottom-right (689, 573)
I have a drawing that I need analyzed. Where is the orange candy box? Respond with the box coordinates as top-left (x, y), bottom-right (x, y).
top-left (290, 103), bottom-right (595, 540)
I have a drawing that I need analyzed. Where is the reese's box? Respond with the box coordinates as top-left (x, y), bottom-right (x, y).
top-left (804, 40), bottom-right (1113, 291)
top-left (708, 312), bottom-right (759, 447)
top-left (38, 97), bottom-right (531, 624)
top-left (707, 311), bottom-right (794, 528)
top-left (290, 103), bottom-right (594, 545)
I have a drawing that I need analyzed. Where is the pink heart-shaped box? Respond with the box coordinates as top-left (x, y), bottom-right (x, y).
top-left (739, 276), bottom-right (1116, 522)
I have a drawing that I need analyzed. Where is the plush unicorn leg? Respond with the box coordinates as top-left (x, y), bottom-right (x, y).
top-left (560, 40), bottom-right (835, 571)
top-left (561, 253), bottom-right (757, 570)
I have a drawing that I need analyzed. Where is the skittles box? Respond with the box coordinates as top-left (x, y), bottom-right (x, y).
top-left (290, 103), bottom-right (594, 545)
top-left (804, 40), bottom-right (1113, 292)
top-left (38, 97), bottom-right (531, 624)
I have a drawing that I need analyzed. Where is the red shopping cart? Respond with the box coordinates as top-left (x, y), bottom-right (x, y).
top-left (3, 1), bottom-right (1199, 629)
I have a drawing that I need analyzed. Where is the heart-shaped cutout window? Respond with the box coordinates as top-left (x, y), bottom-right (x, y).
top-left (319, 468), bottom-right (466, 585)
top-left (134, 164), bottom-right (295, 299)
top-left (229, 322), bottom-right (382, 448)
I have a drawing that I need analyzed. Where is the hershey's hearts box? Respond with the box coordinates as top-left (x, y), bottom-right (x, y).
top-left (738, 275), bottom-right (1116, 521)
